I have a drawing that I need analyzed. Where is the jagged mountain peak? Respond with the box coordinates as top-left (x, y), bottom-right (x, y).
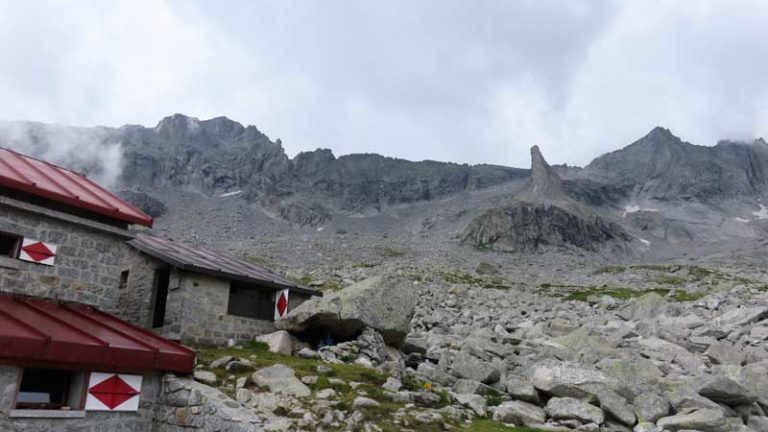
top-left (646, 125), bottom-right (675, 138)
top-left (199, 116), bottom-right (246, 138)
top-left (155, 113), bottom-right (199, 131)
top-left (530, 145), bottom-right (565, 198)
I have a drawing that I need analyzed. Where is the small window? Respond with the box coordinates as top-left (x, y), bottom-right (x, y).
top-left (227, 284), bottom-right (275, 321)
top-left (0, 232), bottom-right (20, 258)
top-left (16, 368), bottom-right (85, 410)
top-left (118, 270), bottom-right (130, 290)
top-left (151, 267), bottom-right (171, 328)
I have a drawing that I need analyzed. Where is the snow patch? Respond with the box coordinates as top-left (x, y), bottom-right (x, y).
top-left (623, 204), bottom-right (659, 218)
top-left (219, 190), bottom-right (242, 198)
top-left (638, 238), bottom-right (651, 246)
top-left (753, 204), bottom-right (768, 220)
top-left (733, 217), bottom-right (751, 223)
top-left (316, 226), bottom-right (325, 231)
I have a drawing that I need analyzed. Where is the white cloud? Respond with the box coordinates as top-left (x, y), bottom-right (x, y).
top-left (0, 0), bottom-right (767, 169)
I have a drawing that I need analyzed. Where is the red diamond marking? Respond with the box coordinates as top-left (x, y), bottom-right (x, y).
top-left (276, 292), bottom-right (288, 317)
top-left (22, 242), bottom-right (54, 262)
top-left (88, 375), bottom-right (139, 409)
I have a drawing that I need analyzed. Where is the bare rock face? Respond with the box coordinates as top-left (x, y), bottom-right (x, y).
top-left (583, 127), bottom-right (768, 201)
top-left (118, 190), bottom-right (167, 218)
top-left (530, 145), bottom-right (565, 199)
top-left (463, 146), bottom-right (631, 253)
top-left (462, 203), bottom-right (631, 252)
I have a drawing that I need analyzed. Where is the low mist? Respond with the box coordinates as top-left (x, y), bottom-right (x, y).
top-left (0, 121), bottom-right (123, 188)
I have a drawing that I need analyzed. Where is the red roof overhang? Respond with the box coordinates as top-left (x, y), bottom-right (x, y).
top-left (0, 147), bottom-right (153, 227)
top-left (0, 294), bottom-right (194, 374)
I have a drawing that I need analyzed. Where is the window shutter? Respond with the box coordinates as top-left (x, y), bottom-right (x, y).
top-left (274, 289), bottom-right (289, 320)
top-left (85, 373), bottom-right (142, 411)
top-left (18, 238), bottom-right (57, 266)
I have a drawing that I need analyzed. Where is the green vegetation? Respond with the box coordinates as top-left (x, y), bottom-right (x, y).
top-left (437, 270), bottom-right (512, 290)
top-left (195, 343), bottom-right (465, 431)
top-left (291, 275), bottom-right (343, 291)
top-left (630, 264), bottom-right (674, 272)
top-left (317, 277), bottom-right (343, 291)
top-left (669, 290), bottom-right (705, 302)
top-left (543, 263), bottom-right (761, 303)
top-left (563, 287), bottom-right (669, 302)
top-left (594, 265), bottom-right (627, 275)
top-left (378, 246), bottom-right (407, 258)
top-left (246, 255), bottom-right (274, 267)
top-left (405, 268), bottom-right (513, 290)
top-left (688, 266), bottom-right (714, 279)
top-left (464, 419), bottom-right (548, 432)
top-left (484, 390), bottom-right (505, 407)
top-left (195, 342), bottom-right (387, 386)
top-left (555, 286), bottom-right (703, 303)
top-left (292, 274), bottom-right (314, 286)
top-left (653, 275), bottom-right (687, 286)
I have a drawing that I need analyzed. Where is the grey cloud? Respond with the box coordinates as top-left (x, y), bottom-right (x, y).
top-left (0, 0), bottom-right (766, 169)
top-left (0, 122), bottom-right (123, 187)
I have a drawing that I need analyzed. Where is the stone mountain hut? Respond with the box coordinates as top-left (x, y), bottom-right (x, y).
top-left (0, 147), bottom-right (195, 429)
top-left (125, 233), bottom-right (320, 346)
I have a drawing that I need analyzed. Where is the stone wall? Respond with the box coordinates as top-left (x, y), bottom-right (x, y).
top-left (153, 374), bottom-right (263, 432)
top-left (0, 203), bottom-right (133, 314)
top-left (119, 248), bottom-right (299, 346)
top-left (0, 365), bottom-right (160, 432)
top-left (173, 272), bottom-right (276, 346)
top-left (118, 248), bottom-right (167, 328)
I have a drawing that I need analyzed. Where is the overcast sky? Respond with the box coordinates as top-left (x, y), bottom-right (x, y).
top-left (1, 0), bottom-right (767, 168)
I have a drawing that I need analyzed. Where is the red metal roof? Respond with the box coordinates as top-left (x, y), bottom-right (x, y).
top-left (0, 147), bottom-right (153, 227)
top-left (0, 294), bottom-right (194, 374)
top-left (129, 234), bottom-right (319, 296)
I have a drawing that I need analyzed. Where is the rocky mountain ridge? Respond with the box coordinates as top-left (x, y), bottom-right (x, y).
top-left (462, 145), bottom-right (633, 253)
top-left (2, 114), bottom-right (768, 258)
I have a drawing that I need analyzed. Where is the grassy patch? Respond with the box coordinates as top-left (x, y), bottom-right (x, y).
top-left (670, 290), bottom-right (705, 302)
top-left (653, 275), bottom-right (687, 286)
top-left (246, 255), bottom-right (274, 267)
top-left (294, 276), bottom-right (343, 291)
top-left (464, 419), bottom-right (549, 432)
top-left (688, 266), bottom-right (714, 279)
top-left (485, 390), bottom-right (505, 407)
top-left (563, 287), bottom-right (669, 302)
top-left (317, 277), bottom-right (343, 291)
top-left (630, 264), bottom-right (674, 272)
top-left (562, 287), bottom-right (704, 303)
top-left (378, 246), bottom-right (407, 258)
top-left (194, 342), bottom-right (387, 385)
top-left (291, 274), bottom-right (314, 286)
top-left (594, 265), bottom-right (627, 275)
top-left (438, 270), bottom-right (512, 290)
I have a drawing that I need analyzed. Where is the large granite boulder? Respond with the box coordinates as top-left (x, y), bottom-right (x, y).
top-left (529, 360), bottom-right (617, 399)
top-left (276, 274), bottom-right (416, 346)
top-left (493, 400), bottom-right (547, 426)
top-left (545, 397), bottom-right (605, 425)
top-left (656, 408), bottom-right (729, 432)
top-left (251, 364), bottom-right (311, 397)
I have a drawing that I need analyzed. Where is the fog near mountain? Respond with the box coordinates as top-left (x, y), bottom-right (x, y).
top-left (0, 121), bottom-right (123, 187)
top-left (3, 1), bottom-right (768, 168)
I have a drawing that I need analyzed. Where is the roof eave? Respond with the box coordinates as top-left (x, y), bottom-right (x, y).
top-left (127, 240), bottom-right (320, 296)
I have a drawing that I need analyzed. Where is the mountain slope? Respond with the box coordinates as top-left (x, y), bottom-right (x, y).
top-left (2, 114), bottom-right (768, 257)
top-left (583, 127), bottom-right (768, 201)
